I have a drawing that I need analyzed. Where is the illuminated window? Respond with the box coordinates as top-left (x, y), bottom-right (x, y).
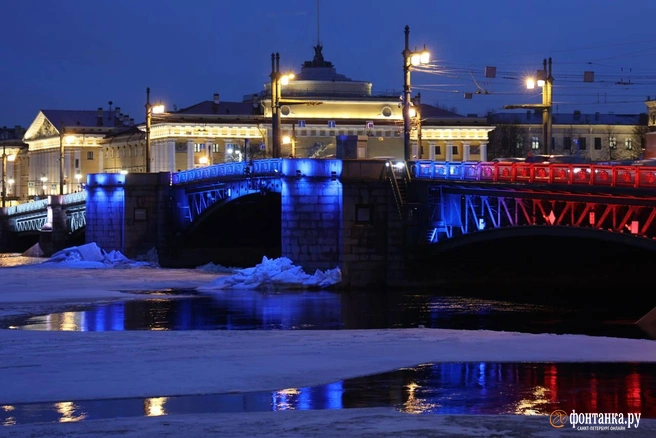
top-left (516, 137), bottom-right (524, 149)
top-left (626, 138), bottom-right (633, 150)
top-left (609, 137), bottom-right (617, 149)
top-left (531, 137), bottom-right (540, 150)
top-left (87, 151), bottom-right (94, 160)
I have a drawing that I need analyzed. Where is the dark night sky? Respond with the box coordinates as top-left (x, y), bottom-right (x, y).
top-left (1, 0), bottom-right (655, 128)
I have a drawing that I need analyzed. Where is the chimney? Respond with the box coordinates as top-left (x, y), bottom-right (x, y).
top-left (574, 110), bottom-right (581, 121)
top-left (213, 93), bottom-right (220, 104)
top-left (123, 114), bottom-right (129, 125)
top-left (129, 118), bottom-right (134, 126)
top-left (97, 107), bottom-right (103, 126)
top-left (115, 107), bottom-right (121, 119)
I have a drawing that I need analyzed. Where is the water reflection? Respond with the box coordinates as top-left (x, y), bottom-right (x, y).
top-left (1, 289), bottom-right (650, 339)
top-left (1, 362), bottom-right (654, 426)
top-left (6, 291), bottom-right (342, 331)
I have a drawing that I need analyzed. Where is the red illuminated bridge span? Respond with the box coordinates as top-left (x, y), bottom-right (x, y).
top-left (412, 161), bottom-right (656, 189)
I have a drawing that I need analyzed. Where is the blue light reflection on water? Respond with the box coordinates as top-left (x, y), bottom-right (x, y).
top-left (8, 290), bottom-right (343, 332)
top-left (2, 362), bottom-right (654, 426)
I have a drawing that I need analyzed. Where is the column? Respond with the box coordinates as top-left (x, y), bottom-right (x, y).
top-left (446, 143), bottom-right (453, 162)
top-left (463, 143), bottom-right (471, 162)
top-left (479, 142), bottom-right (488, 162)
top-left (187, 140), bottom-right (194, 170)
top-left (167, 141), bottom-right (176, 173)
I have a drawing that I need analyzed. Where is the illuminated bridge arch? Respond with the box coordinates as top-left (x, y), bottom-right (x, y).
top-left (423, 183), bottom-right (656, 244)
top-left (425, 225), bottom-right (656, 255)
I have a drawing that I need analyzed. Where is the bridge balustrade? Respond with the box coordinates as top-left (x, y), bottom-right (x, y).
top-left (172, 159), bottom-right (283, 185)
top-left (412, 161), bottom-right (656, 189)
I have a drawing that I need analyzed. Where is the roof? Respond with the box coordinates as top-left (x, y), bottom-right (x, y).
top-left (104, 125), bottom-right (144, 139)
top-left (40, 109), bottom-right (127, 128)
top-left (419, 103), bottom-right (463, 118)
top-left (488, 112), bottom-right (647, 126)
top-left (176, 101), bottom-right (256, 116)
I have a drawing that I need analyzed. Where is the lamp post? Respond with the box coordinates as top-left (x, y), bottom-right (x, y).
top-left (145, 87), bottom-right (165, 173)
top-left (1, 144), bottom-right (6, 208)
top-left (59, 122), bottom-right (65, 195)
top-left (402, 25), bottom-right (430, 161)
top-left (505, 58), bottom-right (553, 156)
top-left (270, 53), bottom-right (295, 158)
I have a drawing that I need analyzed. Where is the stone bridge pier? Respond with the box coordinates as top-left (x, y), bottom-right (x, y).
top-left (280, 160), bottom-right (406, 288)
top-left (85, 172), bottom-right (172, 259)
top-left (39, 195), bottom-right (70, 256)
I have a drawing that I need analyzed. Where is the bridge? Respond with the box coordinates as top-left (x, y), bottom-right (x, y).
top-left (409, 161), bottom-right (656, 246)
top-left (3, 159), bottom-right (656, 286)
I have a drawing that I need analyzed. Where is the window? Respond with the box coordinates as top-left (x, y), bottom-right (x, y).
top-left (451, 145), bottom-right (458, 155)
top-left (594, 137), bottom-right (602, 150)
top-left (87, 151), bottom-right (94, 160)
top-left (194, 143), bottom-right (205, 152)
top-left (563, 137), bottom-right (571, 150)
top-left (212, 144), bottom-right (220, 153)
top-left (626, 138), bottom-right (633, 150)
top-left (609, 137), bottom-right (617, 149)
top-left (531, 137), bottom-right (540, 150)
top-left (75, 158), bottom-right (79, 168)
top-left (433, 145), bottom-right (442, 155)
top-left (579, 137), bottom-right (587, 150)
top-left (515, 137), bottom-right (524, 149)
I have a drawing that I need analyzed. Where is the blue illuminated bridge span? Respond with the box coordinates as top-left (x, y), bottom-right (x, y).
top-left (4, 159), bottom-right (656, 260)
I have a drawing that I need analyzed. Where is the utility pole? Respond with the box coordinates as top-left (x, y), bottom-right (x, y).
top-left (59, 121), bottom-right (65, 195)
top-left (1, 144), bottom-right (6, 208)
top-left (402, 25), bottom-right (412, 161)
top-left (270, 53), bottom-right (281, 158)
top-left (145, 87), bottom-right (152, 173)
top-left (504, 57), bottom-right (554, 156)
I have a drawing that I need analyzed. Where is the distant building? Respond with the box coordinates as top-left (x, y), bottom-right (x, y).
top-left (0, 126), bottom-right (27, 203)
top-left (487, 110), bottom-right (649, 161)
top-left (108, 45), bottom-right (494, 174)
top-left (22, 106), bottom-right (135, 197)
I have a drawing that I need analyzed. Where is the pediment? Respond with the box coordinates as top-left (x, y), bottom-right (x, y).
top-left (23, 112), bottom-right (61, 142)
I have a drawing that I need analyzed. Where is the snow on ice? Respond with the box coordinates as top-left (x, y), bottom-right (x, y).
top-left (197, 256), bottom-right (341, 290)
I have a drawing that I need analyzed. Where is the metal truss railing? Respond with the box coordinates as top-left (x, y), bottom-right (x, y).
top-left (6, 192), bottom-right (87, 234)
top-left (413, 161), bottom-right (656, 189)
top-left (172, 159), bottom-right (283, 185)
top-left (426, 185), bottom-right (656, 242)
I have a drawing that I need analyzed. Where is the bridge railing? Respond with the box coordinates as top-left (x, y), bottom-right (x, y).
top-left (172, 159), bottom-right (283, 185)
top-left (3, 192), bottom-right (87, 217)
top-left (412, 161), bottom-right (656, 189)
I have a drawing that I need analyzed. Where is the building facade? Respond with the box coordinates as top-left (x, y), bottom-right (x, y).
top-left (487, 110), bottom-right (649, 161)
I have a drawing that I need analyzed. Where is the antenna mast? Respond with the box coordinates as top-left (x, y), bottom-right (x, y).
top-left (316, 0), bottom-right (320, 46)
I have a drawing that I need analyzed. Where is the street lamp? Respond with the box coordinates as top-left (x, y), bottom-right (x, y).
top-left (145, 87), bottom-right (165, 173)
top-left (526, 58), bottom-right (553, 155)
top-left (1, 144), bottom-right (6, 208)
top-left (270, 52), bottom-right (295, 158)
top-left (402, 25), bottom-right (430, 161)
top-left (506, 58), bottom-right (553, 155)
